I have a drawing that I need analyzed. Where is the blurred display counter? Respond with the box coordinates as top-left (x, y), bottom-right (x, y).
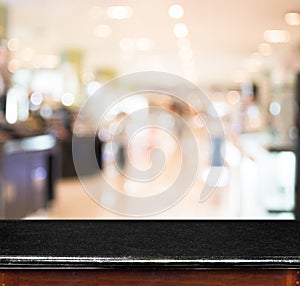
top-left (239, 132), bottom-right (296, 218)
top-left (61, 135), bottom-right (101, 178)
top-left (0, 134), bottom-right (60, 219)
top-left (264, 145), bottom-right (296, 217)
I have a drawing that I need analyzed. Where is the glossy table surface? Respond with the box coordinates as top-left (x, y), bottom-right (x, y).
top-left (0, 220), bottom-right (299, 269)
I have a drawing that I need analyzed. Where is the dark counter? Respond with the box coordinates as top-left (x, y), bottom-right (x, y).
top-left (0, 220), bottom-right (299, 269)
top-left (0, 135), bottom-right (60, 219)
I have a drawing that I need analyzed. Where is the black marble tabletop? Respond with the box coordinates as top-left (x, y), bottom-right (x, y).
top-left (0, 220), bottom-right (299, 269)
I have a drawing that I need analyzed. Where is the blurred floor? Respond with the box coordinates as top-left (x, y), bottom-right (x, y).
top-left (26, 175), bottom-right (231, 219)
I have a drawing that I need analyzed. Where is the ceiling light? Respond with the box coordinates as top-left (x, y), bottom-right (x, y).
top-left (264, 30), bottom-right (290, 43)
top-left (173, 23), bottom-right (188, 38)
top-left (106, 6), bottom-right (132, 19)
top-left (285, 12), bottom-right (300, 26)
top-left (94, 25), bottom-right (111, 38)
top-left (168, 4), bottom-right (184, 19)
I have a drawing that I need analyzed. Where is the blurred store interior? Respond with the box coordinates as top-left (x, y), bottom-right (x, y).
top-left (0, 0), bottom-right (300, 219)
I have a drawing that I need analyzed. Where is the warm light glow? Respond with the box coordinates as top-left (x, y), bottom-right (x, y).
top-left (168, 4), bottom-right (184, 19)
top-left (61, 93), bottom-right (75, 106)
top-left (285, 12), bottom-right (300, 26)
top-left (7, 38), bottom-right (19, 51)
top-left (106, 6), bottom-right (133, 19)
top-left (94, 25), bottom-right (111, 38)
top-left (264, 30), bottom-right (290, 43)
top-left (173, 23), bottom-right (189, 38)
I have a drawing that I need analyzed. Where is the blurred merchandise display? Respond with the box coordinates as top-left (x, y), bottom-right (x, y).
top-left (0, 1), bottom-right (298, 218)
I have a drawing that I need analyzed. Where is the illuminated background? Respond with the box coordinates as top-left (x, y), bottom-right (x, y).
top-left (0, 0), bottom-right (299, 219)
